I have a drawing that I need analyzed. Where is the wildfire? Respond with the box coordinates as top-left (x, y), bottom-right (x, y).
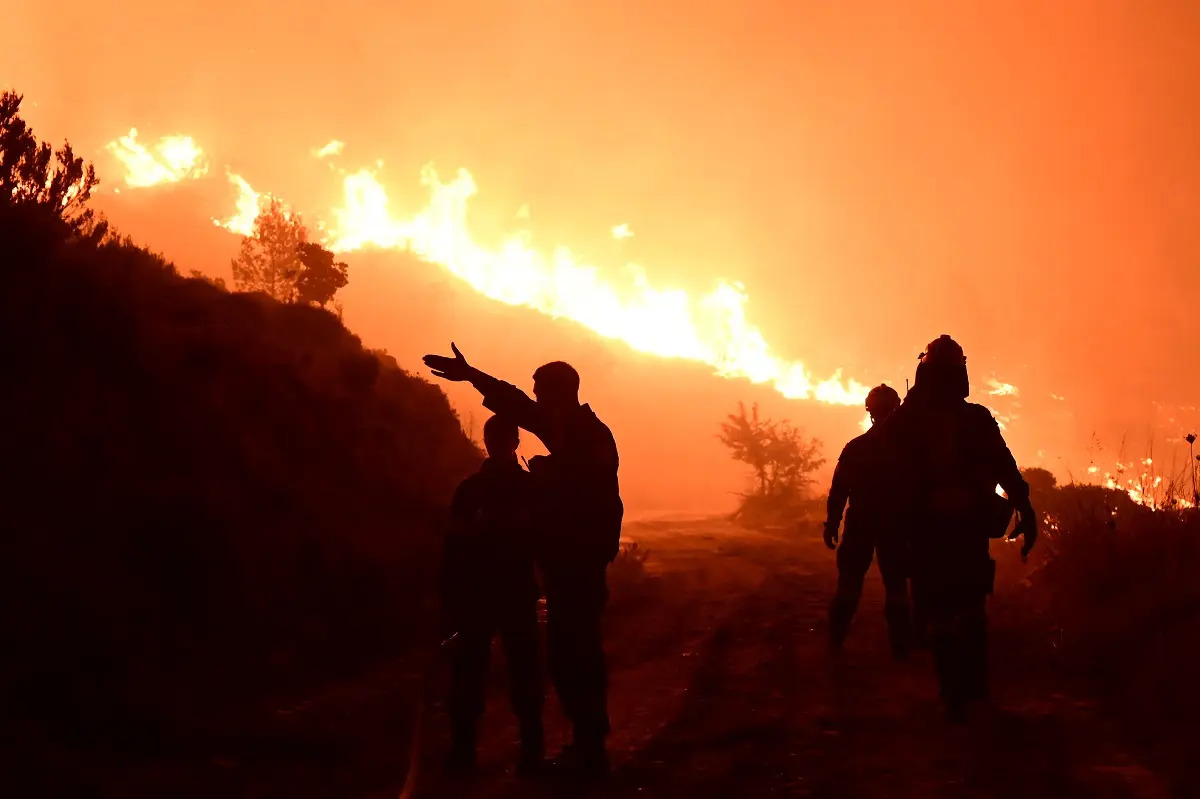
top-left (104, 129), bottom-right (207, 188)
top-left (209, 172), bottom-right (262, 236)
top-left (322, 164), bottom-right (870, 405)
top-left (104, 128), bottom-right (889, 407)
top-left (1097, 456), bottom-right (1197, 510)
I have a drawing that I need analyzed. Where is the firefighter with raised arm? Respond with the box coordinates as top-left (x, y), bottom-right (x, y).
top-left (424, 343), bottom-right (623, 780)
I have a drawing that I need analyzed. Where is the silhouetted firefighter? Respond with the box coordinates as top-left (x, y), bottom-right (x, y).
top-left (883, 335), bottom-right (1037, 722)
top-left (424, 344), bottom-right (623, 779)
top-left (824, 384), bottom-right (914, 658)
top-left (440, 415), bottom-right (544, 773)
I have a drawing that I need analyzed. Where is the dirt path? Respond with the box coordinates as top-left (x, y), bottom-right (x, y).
top-left (414, 519), bottom-right (1171, 799)
top-left (53, 518), bottom-right (1173, 798)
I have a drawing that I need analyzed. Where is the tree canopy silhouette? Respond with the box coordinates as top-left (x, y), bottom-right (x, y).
top-left (296, 240), bottom-right (349, 307)
top-left (231, 201), bottom-right (349, 307)
top-left (230, 198), bottom-right (308, 301)
top-left (720, 402), bottom-right (826, 525)
top-left (0, 90), bottom-right (103, 238)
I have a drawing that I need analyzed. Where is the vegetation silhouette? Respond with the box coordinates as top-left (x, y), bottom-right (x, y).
top-left (4, 84), bottom-right (1200, 797)
top-left (1021, 462), bottom-right (1200, 791)
top-left (0, 90), bottom-right (104, 240)
top-left (231, 199), bottom-right (349, 309)
top-left (719, 401), bottom-right (826, 527)
top-left (0, 95), bottom-right (480, 754)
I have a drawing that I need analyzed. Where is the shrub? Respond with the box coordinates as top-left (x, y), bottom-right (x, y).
top-left (719, 402), bottom-right (825, 528)
top-left (1021, 472), bottom-right (1200, 791)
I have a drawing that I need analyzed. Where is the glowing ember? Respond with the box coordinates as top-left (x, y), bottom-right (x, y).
top-left (105, 129), bottom-right (207, 188)
top-left (1100, 463), bottom-right (1196, 510)
top-left (611, 223), bottom-right (634, 240)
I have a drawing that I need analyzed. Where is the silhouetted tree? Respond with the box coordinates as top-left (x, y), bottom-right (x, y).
top-left (231, 198), bottom-right (307, 301)
top-left (720, 402), bottom-right (825, 525)
top-left (296, 241), bottom-right (349, 307)
top-left (230, 202), bottom-right (350, 308)
top-left (0, 90), bottom-right (104, 238)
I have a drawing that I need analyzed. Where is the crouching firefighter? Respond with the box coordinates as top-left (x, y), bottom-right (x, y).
top-left (882, 335), bottom-right (1037, 722)
top-left (440, 414), bottom-right (544, 773)
top-left (824, 383), bottom-right (914, 659)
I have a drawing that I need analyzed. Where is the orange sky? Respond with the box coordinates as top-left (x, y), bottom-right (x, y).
top-left (5, 1), bottom-right (1199, 511)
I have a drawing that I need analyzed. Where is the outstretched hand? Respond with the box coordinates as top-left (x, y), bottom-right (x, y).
top-left (423, 342), bottom-right (472, 382)
top-left (1009, 507), bottom-right (1038, 562)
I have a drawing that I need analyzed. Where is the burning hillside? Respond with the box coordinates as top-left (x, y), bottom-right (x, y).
top-left (108, 130), bottom-right (875, 408)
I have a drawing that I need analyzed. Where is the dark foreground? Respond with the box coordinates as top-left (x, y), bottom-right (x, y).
top-left (18, 520), bottom-right (1174, 798)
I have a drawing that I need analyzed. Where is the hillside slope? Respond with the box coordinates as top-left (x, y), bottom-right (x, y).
top-left (0, 205), bottom-right (480, 740)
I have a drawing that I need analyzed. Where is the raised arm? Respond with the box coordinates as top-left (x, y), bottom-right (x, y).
top-left (423, 342), bottom-right (542, 434)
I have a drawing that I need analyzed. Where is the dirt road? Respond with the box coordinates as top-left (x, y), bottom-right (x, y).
top-left (63, 518), bottom-right (1172, 798)
top-left (416, 519), bottom-right (1170, 799)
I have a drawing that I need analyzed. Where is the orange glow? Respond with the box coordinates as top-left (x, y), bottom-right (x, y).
top-left (321, 164), bottom-right (870, 405)
top-left (104, 129), bottom-right (207, 189)
top-left (985, 406), bottom-right (1012, 431)
top-left (987, 379), bottom-right (1018, 397)
top-left (103, 124), bottom-right (872, 406)
top-left (312, 140), bottom-right (345, 159)
top-left (1099, 458), bottom-right (1196, 510)
top-left (13, 1), bottom-right (1200, 515)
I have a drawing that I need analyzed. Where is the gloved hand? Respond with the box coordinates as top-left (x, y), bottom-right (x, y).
top-left (1009, 504), bottom-right (1038, 561)
top-left (823, 521), bottom-right (840, 551)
